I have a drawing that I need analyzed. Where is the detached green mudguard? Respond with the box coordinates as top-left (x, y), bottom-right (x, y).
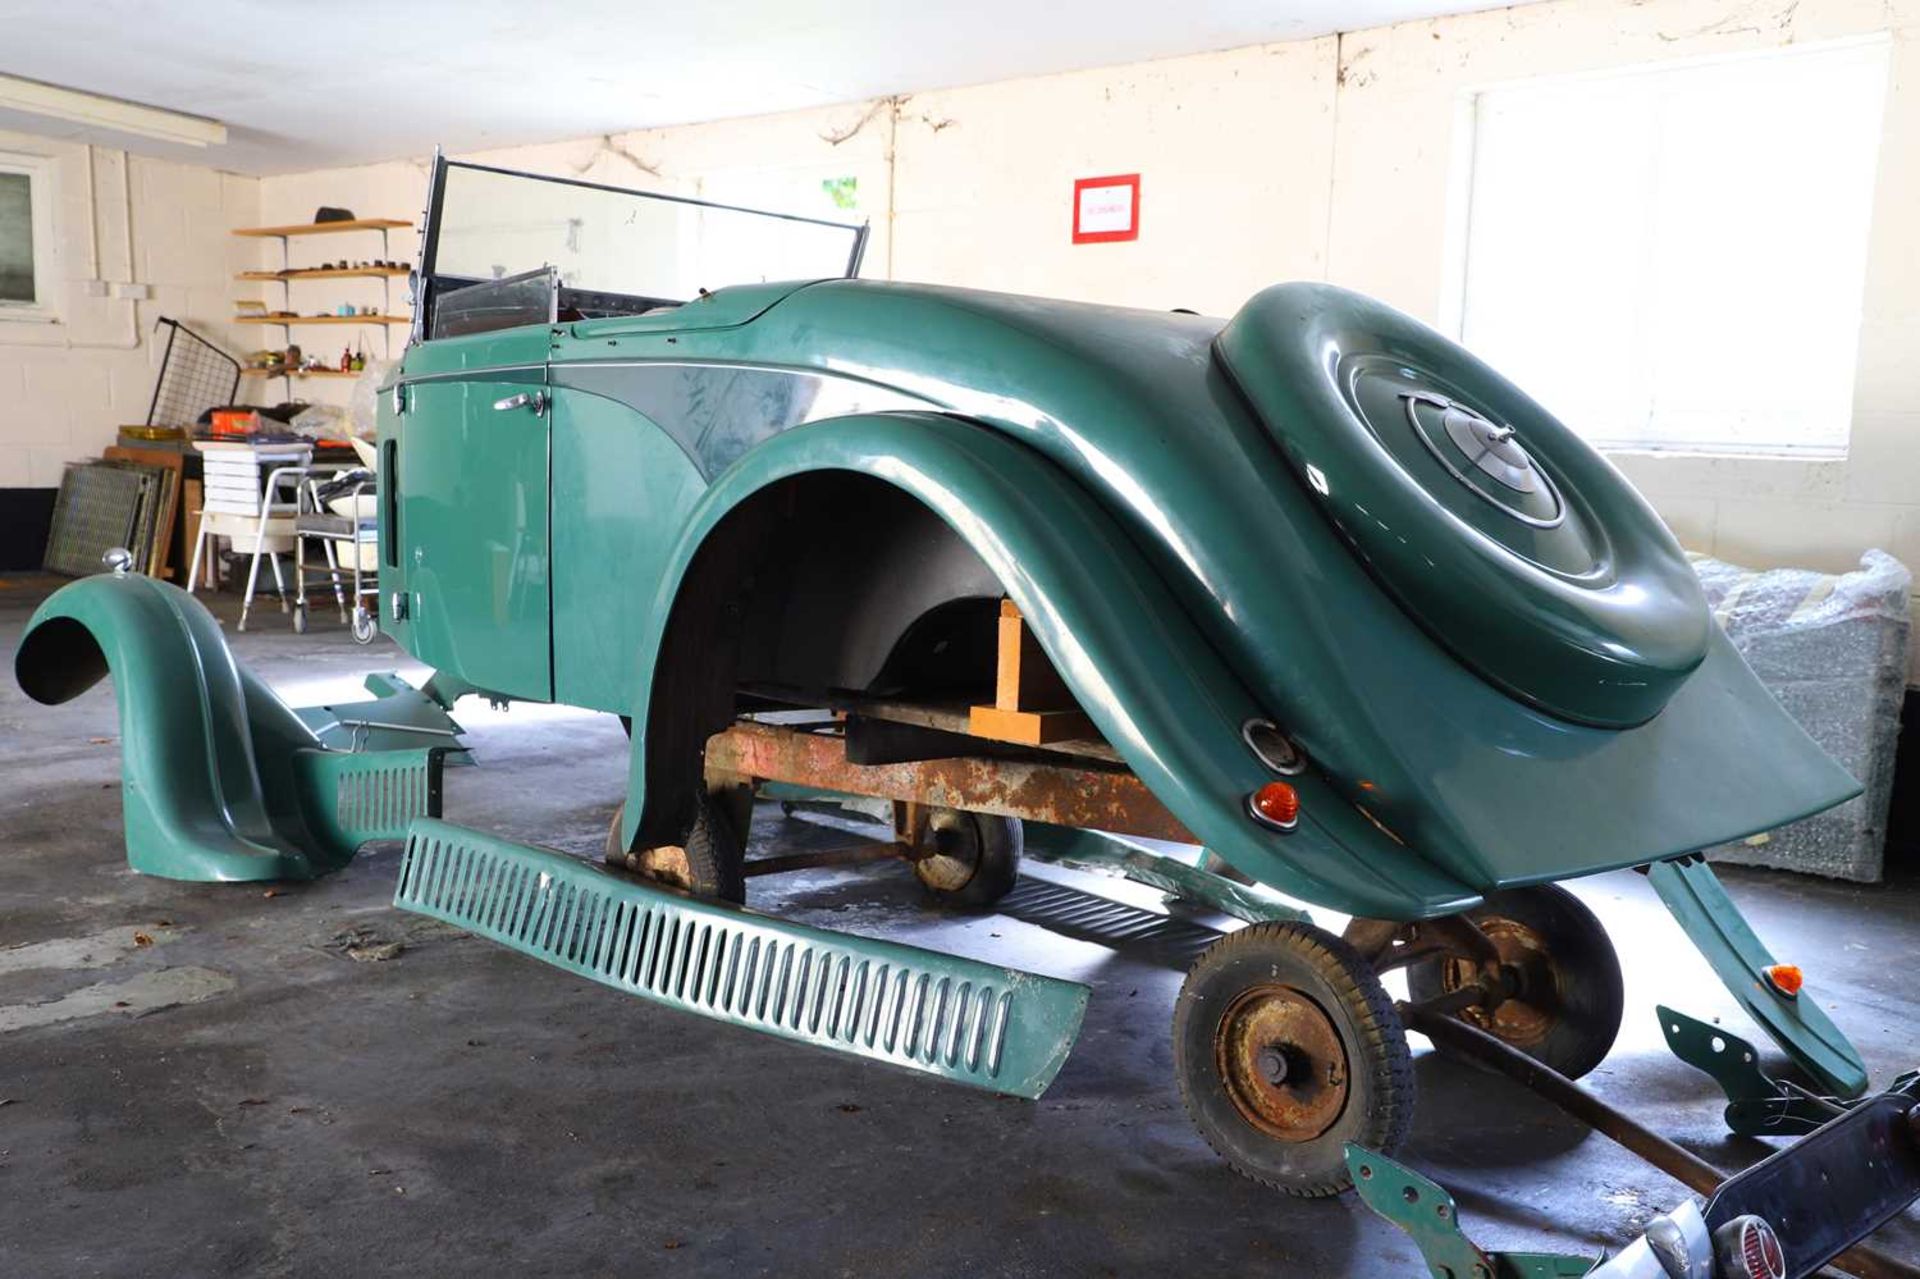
top-left (14, 574), bottom-right (444, 882)
top-left (395, 819), bottom-right (1091, 1097)
top-left (1648, 856), bottom-right (1868, 1098)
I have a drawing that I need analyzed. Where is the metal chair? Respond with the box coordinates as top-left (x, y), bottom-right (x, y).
top-left (292, 466), bottom-right (379, 643)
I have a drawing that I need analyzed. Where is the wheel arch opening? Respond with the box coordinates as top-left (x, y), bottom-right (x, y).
top-left (630, 469), bottom-right (1010, 848)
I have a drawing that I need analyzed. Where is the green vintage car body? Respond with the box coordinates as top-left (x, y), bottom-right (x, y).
top-left (14, 157), bottom-right (1885, 1207)
top-left (377, 166), bottom-right (1854, 926)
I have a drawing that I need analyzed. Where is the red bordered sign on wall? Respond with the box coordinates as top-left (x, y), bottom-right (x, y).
top-left (1071, 174), bottom-right (1140, 244)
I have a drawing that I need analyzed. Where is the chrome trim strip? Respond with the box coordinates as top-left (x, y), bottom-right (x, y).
top-left (395, 362), bottom-right (548, 387)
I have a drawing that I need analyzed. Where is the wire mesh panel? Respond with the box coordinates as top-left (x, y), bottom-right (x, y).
top-left (147, 317), bottom-right (241, 428)
top-left (43, 463), bottom-right (147, 576)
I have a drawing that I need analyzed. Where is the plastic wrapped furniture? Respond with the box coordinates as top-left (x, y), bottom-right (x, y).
top-left (1694, 549), bottom-right (1911, 882)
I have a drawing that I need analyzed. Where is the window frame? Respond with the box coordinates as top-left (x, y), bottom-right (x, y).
top-left (0, 149), bottom-right (57, 325)
top-left (1443, 35), bottom-right (1891, 460)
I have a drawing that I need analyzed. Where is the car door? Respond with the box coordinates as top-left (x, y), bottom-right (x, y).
top-left (388, 328), bottom-right (553, 702)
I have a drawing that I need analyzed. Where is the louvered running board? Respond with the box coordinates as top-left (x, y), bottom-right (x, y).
top-left (394, 820), bottom-right (1092, 1098)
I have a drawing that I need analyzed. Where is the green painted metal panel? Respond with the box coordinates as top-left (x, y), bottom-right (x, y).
top-left (293, 748), bottom-right (445, 851)
top-left (291, 671), bottom-right (470, 758)
top-left (384, 276), bottom-right (1855, 914)
top-left (394, 371), bottom-right (553, 702)
top-left (618, 412), bottom-right (1481, 921)
top-left (393, 819), bottom-right (1091, 1098)
top-left (13, 574), bottom-right (445, 882)
top-left (1647, 858), bottom-right (1868, 1098)
top-left (546, 386), bottom-right (706, 712)
top-left (556, 281), bottom-right (1850, 895)
top-left (389, 324), bottom-right (552, 380)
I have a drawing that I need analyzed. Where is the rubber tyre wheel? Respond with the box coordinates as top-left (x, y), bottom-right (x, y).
top-left (1407, 884), bottom-right (1624, 1081)
top-left (1174, 921), bottom-right (1412, 1197)
top-left (911, 810), bottom-right (1021, 909)
top-left (604, 791), bottom-right (747, 905)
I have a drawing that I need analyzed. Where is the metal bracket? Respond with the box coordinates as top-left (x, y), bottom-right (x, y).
top-left (1660, 1005), bottom-right (1918, 1138)
top-left (1346, 1145), bottom-right (1599, 1278)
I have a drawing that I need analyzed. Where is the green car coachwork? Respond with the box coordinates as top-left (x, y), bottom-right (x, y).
top-left (378, 154), bottom-right (1861, 1188)
top-left (19, 156), bottom-right (1895, 1232)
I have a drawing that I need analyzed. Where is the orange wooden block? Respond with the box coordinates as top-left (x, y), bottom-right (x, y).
top-left (968, 600), bottom-right (1097, 745)
top-left (968, 703), bottom-right (1098, 747)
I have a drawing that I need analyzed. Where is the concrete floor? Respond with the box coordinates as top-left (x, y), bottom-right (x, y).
top-left (1, 574), bottom-right (1916, 1278)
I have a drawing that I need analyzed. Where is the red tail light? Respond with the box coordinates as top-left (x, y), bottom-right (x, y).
top-left (1714, 1215), bottom-right (1786, 1279)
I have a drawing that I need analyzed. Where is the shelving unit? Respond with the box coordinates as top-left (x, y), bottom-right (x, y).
top-left (237, 266), bottom-right (410, 283)
top-left (238, 367), bottom-right (363, 381)
top-left (231, 218), bottom-right (413, 389)
top-left (232, 218), bottom-right (412, 239)
top-left (234, 314), bottom-right (410, 326)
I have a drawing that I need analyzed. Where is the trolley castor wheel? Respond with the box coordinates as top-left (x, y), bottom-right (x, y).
top-left (350, 606), bottom-right (377, 644)
top-left (291, 602), bottom-right (308, 634)
top-left (1406, 884), bottom-right (1624, 1081)
top-left (908, 808), bottom-right (1022, 909)
top-left (1174, 920), bottom-right (1413, 1197)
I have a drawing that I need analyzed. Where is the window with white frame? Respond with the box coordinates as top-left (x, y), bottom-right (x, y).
top-left (1452, 37), bottom-right (1889, 456)
top-left (0, 151), bottom-right (56, 322)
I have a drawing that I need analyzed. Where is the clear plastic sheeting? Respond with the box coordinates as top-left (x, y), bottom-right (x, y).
top-left (1692, 549), bottom-right (1911, 882)
top-left (347, 360), bottom-right (395, 439)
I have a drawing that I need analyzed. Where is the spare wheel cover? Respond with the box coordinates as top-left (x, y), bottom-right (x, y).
top-left (1215, 282), bottom-right (1710, 728)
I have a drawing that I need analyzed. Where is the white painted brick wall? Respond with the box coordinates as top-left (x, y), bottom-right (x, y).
top-left (0, 134), bottom-right (259, 488)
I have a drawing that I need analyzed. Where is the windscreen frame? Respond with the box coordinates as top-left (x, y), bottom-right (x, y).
top-left (410, 153), bottom-right (869, 347)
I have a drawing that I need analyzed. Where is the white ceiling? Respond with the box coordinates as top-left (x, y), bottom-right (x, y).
top-left (0, 0), bottom-right (1530, 175)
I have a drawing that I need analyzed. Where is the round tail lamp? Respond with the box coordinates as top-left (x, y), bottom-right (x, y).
top-left (1247, 781), bottom-right (1300, 832)
top-left (1763, 964), bottom-right (1804, 998)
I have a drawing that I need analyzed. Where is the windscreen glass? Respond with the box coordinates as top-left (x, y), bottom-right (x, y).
top-left (433, 163), bottom-right (862, 304)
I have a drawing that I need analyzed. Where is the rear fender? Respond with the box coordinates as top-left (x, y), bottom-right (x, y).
top-left (621, 411), bottom-right (1479, 921)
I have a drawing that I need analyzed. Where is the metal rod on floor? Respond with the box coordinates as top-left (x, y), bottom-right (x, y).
top-left (1402, 1005), bottom-right (1920, 1279)
top-left (741, 841), bottom-right (904, 878)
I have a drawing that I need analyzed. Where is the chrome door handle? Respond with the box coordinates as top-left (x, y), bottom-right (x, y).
top-left (492, 391), bottom-right (549, 415)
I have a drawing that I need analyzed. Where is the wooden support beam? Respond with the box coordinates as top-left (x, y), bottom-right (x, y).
top-left (968, 599), bottom-right (1097, 746)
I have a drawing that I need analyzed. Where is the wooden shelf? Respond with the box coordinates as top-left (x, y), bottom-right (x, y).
top-left (234, 314), bottom-right (410, 326)
top-left (236, 267), bottom-right (409, 282)
top-left (241, 367), bottom-right (364, 380)
top-left (232, 218), bottom-right (411, 238)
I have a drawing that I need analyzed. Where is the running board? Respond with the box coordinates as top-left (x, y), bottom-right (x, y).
top-left (394, 820), bottom-right (1092, 1098)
